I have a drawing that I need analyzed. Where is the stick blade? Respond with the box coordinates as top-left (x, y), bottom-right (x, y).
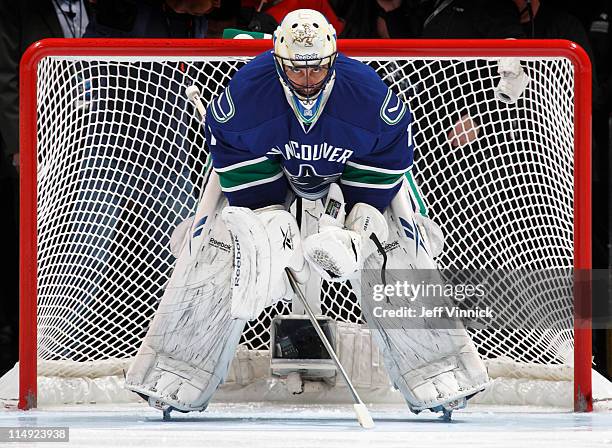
top-left (353, 403), bottom-right (375, 429)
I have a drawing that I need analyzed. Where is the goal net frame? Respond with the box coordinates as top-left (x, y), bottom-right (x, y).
top-left (18, 38), bottom-right (592, 411)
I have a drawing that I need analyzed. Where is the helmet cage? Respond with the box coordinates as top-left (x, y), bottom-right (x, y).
top-left (274, 52), bottom-right (338, 103)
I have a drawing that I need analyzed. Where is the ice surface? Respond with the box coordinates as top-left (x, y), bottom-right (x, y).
top-left (1, 402), bottom-right (611, 448)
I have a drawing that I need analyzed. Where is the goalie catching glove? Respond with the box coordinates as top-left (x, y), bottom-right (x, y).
top-left (302, 183), bottom-right (389, 282)
top-left (222, 205), bottom-right (309, 320)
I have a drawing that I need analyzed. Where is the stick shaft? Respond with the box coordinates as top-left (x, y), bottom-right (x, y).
top-left (284, 268), bottom-right (363, 404)
top-left (193, 96), bottom-right (206, 120)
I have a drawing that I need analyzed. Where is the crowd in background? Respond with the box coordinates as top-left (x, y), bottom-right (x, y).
top-left (0, 0), bottom-right (610, 380)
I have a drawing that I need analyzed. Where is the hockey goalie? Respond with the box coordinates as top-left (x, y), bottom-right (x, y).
top-left (125, 8), bottom-right (490, 417)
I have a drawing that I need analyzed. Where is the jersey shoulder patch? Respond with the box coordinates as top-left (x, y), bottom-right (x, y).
top-left (207, 51), bottom-right (288, 131)
top-left (379, 88), bottom-right (407, 125)
top-left (327, 54), bottom-right (408, 132)
top-left (209, 86), bottom-right (236, 123)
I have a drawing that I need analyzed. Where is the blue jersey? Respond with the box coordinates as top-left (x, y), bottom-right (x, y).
top-left (205, 51), bottom-right (414, 212)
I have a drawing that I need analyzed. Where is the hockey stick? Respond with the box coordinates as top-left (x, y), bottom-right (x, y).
top-left (284, 267), bottom-right (375, 429)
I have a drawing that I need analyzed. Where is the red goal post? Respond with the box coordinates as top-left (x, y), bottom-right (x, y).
top-left (18, 38), bottom-right (592, 411)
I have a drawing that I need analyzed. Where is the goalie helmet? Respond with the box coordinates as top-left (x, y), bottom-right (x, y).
top-left (273, 9), bottom-right (337, 127)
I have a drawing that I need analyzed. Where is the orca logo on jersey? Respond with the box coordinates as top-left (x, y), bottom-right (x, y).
top-left (269, 140), bottom-right (353, 163)
top-left (282, 164), bottom-right (341, 200)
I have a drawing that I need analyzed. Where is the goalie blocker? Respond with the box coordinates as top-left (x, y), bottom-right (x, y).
top-left (124, 170), bottom-right (489, 416)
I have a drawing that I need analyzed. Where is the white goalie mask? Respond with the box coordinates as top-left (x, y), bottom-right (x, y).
top-left (273, 9), bottom-right (337, 128)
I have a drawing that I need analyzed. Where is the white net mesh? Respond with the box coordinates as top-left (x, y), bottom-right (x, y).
top-left (33, 53), bottom-right (575, 393)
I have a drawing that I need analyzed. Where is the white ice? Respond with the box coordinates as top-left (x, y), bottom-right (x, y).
top-left (1, 401), bottom-right (611, 448)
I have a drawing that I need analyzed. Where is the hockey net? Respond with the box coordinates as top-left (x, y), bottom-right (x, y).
top-left (14, 39), bottom-right (591, 410)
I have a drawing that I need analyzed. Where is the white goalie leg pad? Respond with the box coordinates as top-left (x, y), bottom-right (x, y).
top-left (221, 205), bottom-right (308, 321)
top-left (169, 215), bottom-right (194, 258)
top-left (359, 177), bottom-right (490, 412)
top-left (302, 183), bottom-right (388, 282)
top-left (125, 172), bottom-right (248, 412)
top-left (413, 213), bottom-right (444, 258)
